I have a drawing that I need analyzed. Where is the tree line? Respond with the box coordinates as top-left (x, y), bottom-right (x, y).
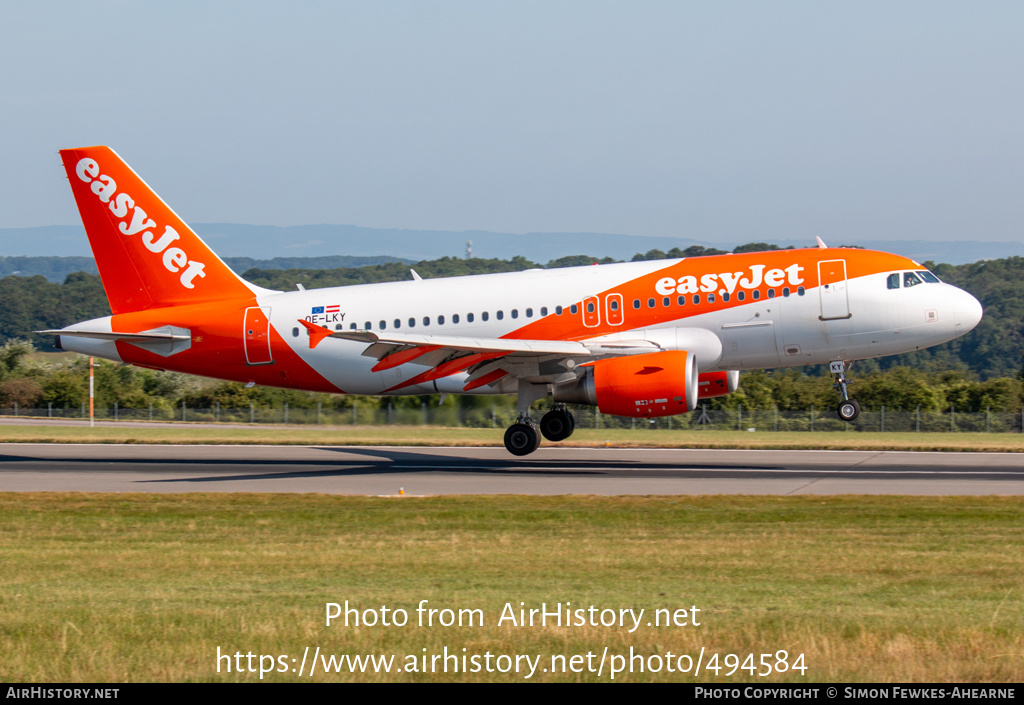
top-left (0, 339), bottom-right (1017, 416)
top-left (0, 243), bottom-right (1020, 414)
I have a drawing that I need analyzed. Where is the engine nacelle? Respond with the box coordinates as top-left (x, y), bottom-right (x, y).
top-left (554, 350), bottom-right (698, 418)
top-left (697, 370), bottom-right (740, 399)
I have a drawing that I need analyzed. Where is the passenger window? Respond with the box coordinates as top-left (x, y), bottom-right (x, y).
top-left (609, 299), bottom-right (619, 311)
top-left (708, 293), bottom-right (716, 303)
top-left (423, 317), bottom-right (430, 326)
top-left (526, 308), bottom-right (533, 317)
top-left (647, 298), bottom-right (655, 308)
top-left (722, 293), bottom-right (730, 302)
top-left (408, 318), bottom-right (415, 328)
top-left (782, 288), bottom-right (790, 297)
top-left (335, 324), bottom-right (343, 330)
top-left (797, 287), bottom-right (805, 296)
top-left (540, 307), bottom-right (548, 316)
top-left (663, 297), bottom-right (671, 307)
top-left (364, 321), bottom-right (371, 330)
top-left (692, 294), bottom-right (700, 305)
top-left (737, 291), bottom-right (745, 301)
top-left (633, 299), bottom-right (641, 309)
top-left (586, 301), bottom-right (595, 313)
top-left (751, 290), bottom-right (759, 300)
top-left (887, 273), bottom-right (900, 290)
top-left (570, 304), bottom-right (578, 314)
top-left (904, 272), bottom-right (923, 288)
top-left (438, 315), bottom-right (445, 325)
top-left (556, 306), bottom-right (563, 315)
top-left (766, 289), bottom-right (774, 299)
top-left (467, 313), bottom-right (474, 323)
top-left (511, 309), bottom-right (519, 319)
top-left (292, 327), bottom-right (299, 337)
top-left (379, 320), bottom-right (386, 330)
top-left (677, 296), bottom-right (685, 306)
top-left (351, 323), bottom-right (358, 330)
top-left (497, 310), bottom-right (504, 320)
top-left (482, 312), bottom-right (489, 321)
top-left (452, 314), bottom-right (460, 324)
top-left (394, 319), bottom-right (401, 329)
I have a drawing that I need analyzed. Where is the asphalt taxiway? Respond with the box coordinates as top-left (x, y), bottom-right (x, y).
top-left (1, 444), bottom-right (1022, 495)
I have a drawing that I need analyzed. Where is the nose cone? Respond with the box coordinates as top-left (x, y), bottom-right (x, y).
top-left (953, 289), bottom-right (983, 337)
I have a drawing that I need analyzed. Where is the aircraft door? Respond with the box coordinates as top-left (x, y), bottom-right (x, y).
top-left (244, 307), bottom-right (274, 365)
top-left (818, 259), bottom-right (851, 320)
top-left (583, 296), bottom-right (601, 327)
top-left (606, 293), bottom-right (624, 326)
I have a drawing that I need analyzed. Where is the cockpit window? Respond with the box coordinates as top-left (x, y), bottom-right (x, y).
top-left (917, 270), bottom-right (940, 283)
top-left (887, 273), bottom-right (900, 290)
top-left (903, 272), bottom-right (923, 288)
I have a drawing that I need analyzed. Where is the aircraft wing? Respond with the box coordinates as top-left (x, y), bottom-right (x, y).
top-left (297, 319), bottom-right (659, 392)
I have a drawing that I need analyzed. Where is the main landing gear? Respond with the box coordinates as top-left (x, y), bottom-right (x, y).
top-left (502, 383), bottom-right (576, 456)
top-left (830, 360), bottom-right (861, 422)
top-left (540, 404), bottom-right (575, 442)
top-left (503, 407), bottom-right (577, 456)
top-left (504, 421), bottom-right (542, 456)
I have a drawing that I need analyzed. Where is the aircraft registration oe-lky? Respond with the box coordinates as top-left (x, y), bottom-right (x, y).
top-left (44, 146), bottom-right (983, 455)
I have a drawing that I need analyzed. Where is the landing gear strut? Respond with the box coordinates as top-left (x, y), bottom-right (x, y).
top-left (830, 360), bottom-right (861, 422)
top-left (540, 404), bottom-right (575, 442)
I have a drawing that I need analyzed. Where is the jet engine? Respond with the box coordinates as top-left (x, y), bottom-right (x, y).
top-left (554, 350), bottom-right (698, 418)
top-left (697, 370), bottom-right (740, 399)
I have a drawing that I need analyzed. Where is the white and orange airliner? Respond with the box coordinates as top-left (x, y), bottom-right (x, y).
top-left (45, 146), bottom-right (983, 455)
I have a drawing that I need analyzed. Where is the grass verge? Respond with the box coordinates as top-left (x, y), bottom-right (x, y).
top-left (2, 422), bottom-right (1024, 451)
top-left (1, 493), bottom-right (1021, 682)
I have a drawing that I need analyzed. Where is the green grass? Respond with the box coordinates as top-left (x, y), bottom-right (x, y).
top-left (1, 494), bottom-right (1021, 682)
top-left (3, 422), bottom-right (1024, 451)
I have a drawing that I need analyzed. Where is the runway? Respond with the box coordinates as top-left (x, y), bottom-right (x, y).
top-left (1, 444), bottom-right (1023, 495)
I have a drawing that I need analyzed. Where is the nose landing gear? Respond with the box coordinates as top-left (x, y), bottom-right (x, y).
top-left (830, 360), bottom-right (861, 422)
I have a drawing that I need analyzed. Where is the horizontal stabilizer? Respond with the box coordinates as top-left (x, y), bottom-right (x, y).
top-left (36, 328), bottom-right (190, 342)
top-left (39, 324), bottom-right (192, 358)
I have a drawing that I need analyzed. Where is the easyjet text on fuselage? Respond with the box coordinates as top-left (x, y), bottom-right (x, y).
top-left (655, 263), bottom-right (805, 297)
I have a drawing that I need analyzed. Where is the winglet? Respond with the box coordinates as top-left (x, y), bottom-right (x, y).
top-left (298, 319), bottom-right (334, 349)
top-left (816, 236), bottom-right (828, 249)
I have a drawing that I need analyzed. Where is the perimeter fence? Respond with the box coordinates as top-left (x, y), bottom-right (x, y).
top-left (2, 403), bottom-right (1022, 433)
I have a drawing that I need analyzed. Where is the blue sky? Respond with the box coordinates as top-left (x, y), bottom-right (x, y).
top-left (3, 1), bottom-right (1022, 248)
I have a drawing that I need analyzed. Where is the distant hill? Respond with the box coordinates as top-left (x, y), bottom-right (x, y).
top-left (0, 254), bottom-right (413, 283)
top-left (1, 224), bottom-right (1018, 273)
top-left (0, 256), bottom-right (98, 282)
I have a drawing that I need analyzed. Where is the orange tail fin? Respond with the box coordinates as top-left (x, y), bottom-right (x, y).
top-left (59, 146), bottom-right (260, 314)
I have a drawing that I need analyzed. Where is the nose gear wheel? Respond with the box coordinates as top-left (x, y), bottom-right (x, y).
top-left (830, 360), bottom-right (861, 423)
